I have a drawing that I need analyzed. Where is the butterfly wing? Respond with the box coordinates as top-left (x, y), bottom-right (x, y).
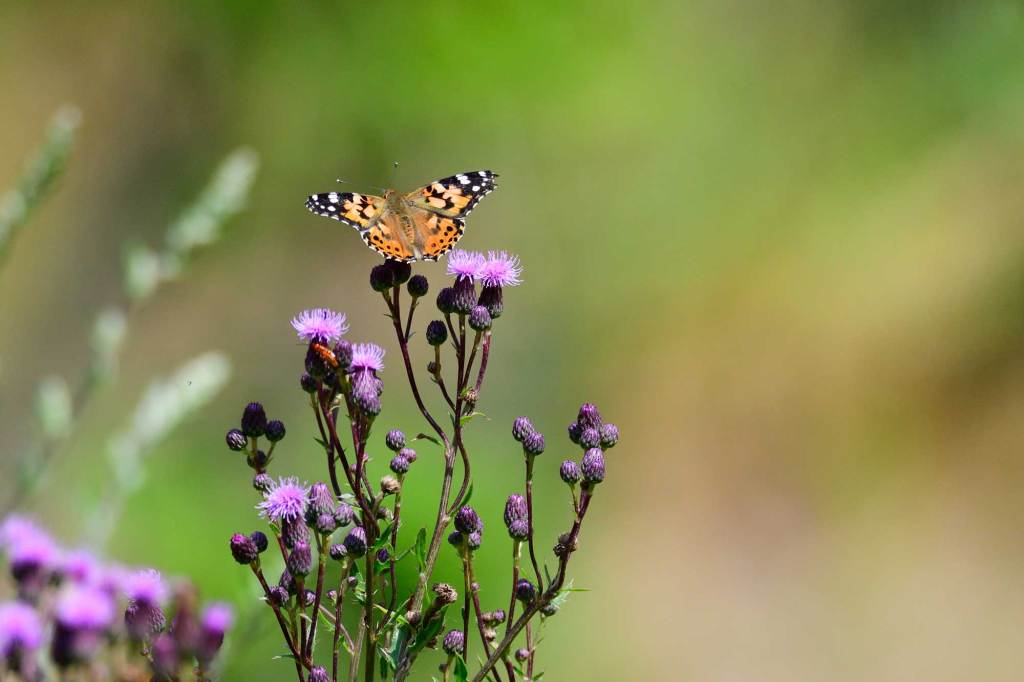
top-left (409, 210), bottom-right (465, 261)
top-left (363, 213), bottom-right (416, 262)
top-left (305, 191), bottom-right (386, 231)
top-left (406, 170), bottom-right (498, 218)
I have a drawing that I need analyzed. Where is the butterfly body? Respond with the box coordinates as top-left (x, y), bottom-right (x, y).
top-left (306, 170), bottom-right (498, 262)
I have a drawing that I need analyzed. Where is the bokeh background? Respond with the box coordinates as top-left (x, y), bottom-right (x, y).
top-left (3, 1), bottom-right (1024, 679)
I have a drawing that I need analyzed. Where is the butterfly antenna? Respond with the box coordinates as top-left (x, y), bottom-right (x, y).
top-left (336, 178), bottom-right (387, 193)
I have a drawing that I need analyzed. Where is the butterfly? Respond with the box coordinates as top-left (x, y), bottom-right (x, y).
top-left (305, 170), bottom-right (498, 262)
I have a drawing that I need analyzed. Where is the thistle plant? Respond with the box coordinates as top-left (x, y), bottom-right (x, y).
top-left (0, 515), bottom-right (232, 681)
top-left (224, 250), bottom-right (618, 681)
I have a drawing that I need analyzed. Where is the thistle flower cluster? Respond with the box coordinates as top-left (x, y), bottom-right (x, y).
top-left (220, 248), bottom-right (617, 682)
top-left (0, 516), bottom-right (231, 680)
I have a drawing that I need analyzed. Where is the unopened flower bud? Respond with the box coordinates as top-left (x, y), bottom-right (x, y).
top-left (252, 472), bottom-right (272, 492)
top-left (432, 583), bottom-right (457, 605)
top-left (385, 429), bottom-right (406, 451)
top-left (514, 579), bottom-right (536, 603)
top-left (265, 419), bottom-right (286, 443)
top-left (370, 264), bottom-right (395, 292)
top-left (559, 460), bottom-right (582, 485)
top-left (515, 648), bottom-right (530, 662)
top-left (229, 534), bottom-right (258, 565)
top-left (250, 531), bottom-right (269, 553)
top-left (581, 448), bottom-right (605, 484)
top-left (578, 427), bottom-right (601, 449)
top-left (286, 542), bottom-right (313, 577)
top-left (390, 455), bottom-right (410, 475)
top-left (343, 527), bottom-right (367, 557)
top-left (426, 320), bottom-right (448, 346)
top-left (398, 447), bottom-right (417, 463)
top-left (329, 544), bottom-right (347, 561)
top-left (512, 416), bottom-right (534, 443)
top-left (600, 423), bottom-right (619, 449)
top-left (407, 274), bottom-right (429, 298)
top-left (454, 506), bottom-right (482, 534)
top-left (241, 402), bottom-right (267, 437)
top-left (442, 629), bottom-right (465, 655)
top-left (523, 431), bottom-right (545, 456)
top-left (225, 429), bottom-right (247, 451)
top-left (300, 372), bottom-right (318, 393)
top-left (468, 305), bottom-right (491, 332)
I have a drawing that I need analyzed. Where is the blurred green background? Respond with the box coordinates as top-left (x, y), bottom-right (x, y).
top-left (3, 1), bottom-right (1024, 679)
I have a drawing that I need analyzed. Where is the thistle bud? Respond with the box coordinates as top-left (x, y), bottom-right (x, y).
top-left (241, 402), bottom-right (267, 437)
top-left (385, 429), bottom-right (406, 451)
top-left (512, 416), bottom-right (534, 443)
top-left (225, 429), bottom-right (247, 451)
top-left (286, 542), bottom-right (313, 577)
top-left (600, 423), bottom-right (619, 449)
top-left (523, 431), bottom-right (546, 456)
top-left (578, 427), bottom-right (601, 450)
top-left (560, 460), bottom-right (582, 485)
top-left (229, 534), bottom-right (258, 565)
top-left (250, 531), bottom-right (269, 553)
top-left (442, 629), bottom-right (465, 655)
top-left (468, 305), bottom-right (491, 332)
top-left (407, 274), bottom-right (429, 298)
top-left (514, 579), bottom-right (536, 603)
top-left (581, 448), bottom-right (605, 484)
top-left (265, 419), bottom-right (286, 443)
top-left (370, 264), bottom-right (394, 292)
top-left (342, 527), bottom-right (367, 557)
top-left (432, 582), bottom-right (457, 605)
top-left (426, 319), bottom-right (448, 346)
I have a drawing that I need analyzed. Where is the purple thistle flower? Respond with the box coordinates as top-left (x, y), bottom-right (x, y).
top-left (291, 308), bottom-right (348, 343)
top-left (0, 602), bottom-right (43, 657)
top-left (446, 250), bottom-right (485, 280)
top-left (480, 251), bottom-right (522, 288)
top-left (257, 477), bottom-right (309, 522)
top-left (399, 447), bottom-right (417, 463)
top-left (309, 666), bottom-right (330, 682)
top-left (124, 569), bottom-right (167, 606)
top-left (350, 343), bottom-right (385, 372)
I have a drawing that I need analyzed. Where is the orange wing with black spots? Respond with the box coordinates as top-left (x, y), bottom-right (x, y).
top-left (363, 214), bottom-right (415, 262)
top-left (410, 211), bottom-right (466, 261)
top-left (305, 191), bottom-right (385, 231)
top-left (407, 170), bottom-right (497, 218)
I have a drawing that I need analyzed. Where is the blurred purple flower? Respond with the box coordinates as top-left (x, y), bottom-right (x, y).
top-left (124, 569), bottom-right (167, 606)
top-left (55, 585), bottom-right (115, 630)
top-left (0, 602), bottom-right (43, 656)
top-left (61, 550), bottom-right (101, 585)
top-left (291, 308), bottom-right (348, 343)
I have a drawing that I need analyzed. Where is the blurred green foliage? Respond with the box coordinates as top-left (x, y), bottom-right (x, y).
top-left (3, 1), bottom-right (1024, 679)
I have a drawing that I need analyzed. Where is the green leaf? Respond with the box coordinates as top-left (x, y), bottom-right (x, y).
top-left (409, 607), bottom-right (447, 655)
top-left (414, 527), bottom-right (427, 571)
top-left (458, 410), bottom-right (487, 427)
top-left (452, 655), bottom-right (469, 682)
top-left (313, 436), bottom-right (329, 450)
top-left (414, 433), bottom-right (441, 447)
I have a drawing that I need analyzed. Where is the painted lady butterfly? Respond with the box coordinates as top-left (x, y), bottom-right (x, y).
top-left (305, 170), bottom-right (498, 262)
